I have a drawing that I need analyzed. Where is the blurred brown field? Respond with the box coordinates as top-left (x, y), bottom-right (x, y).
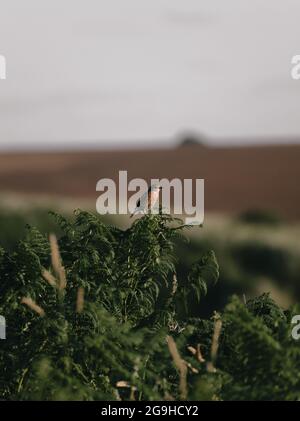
top-left (0, 142), bottom-right (300, 220)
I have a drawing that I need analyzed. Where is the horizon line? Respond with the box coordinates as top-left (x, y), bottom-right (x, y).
top-left (1, 135), bottom-right (300, 154)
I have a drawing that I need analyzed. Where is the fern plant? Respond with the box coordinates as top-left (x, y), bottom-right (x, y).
top-left (0, 211), bottom-right (299, 401)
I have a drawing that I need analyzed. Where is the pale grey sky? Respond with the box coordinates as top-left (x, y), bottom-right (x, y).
top-left (0, 0), bottom-right (300, 149)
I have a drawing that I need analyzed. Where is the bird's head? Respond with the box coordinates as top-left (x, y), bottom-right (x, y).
top-left (150, 183), bottom-right (162, 192)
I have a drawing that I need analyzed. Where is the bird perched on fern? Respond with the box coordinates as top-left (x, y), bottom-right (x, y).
top-left (130, 183), bottom-right (162, 218)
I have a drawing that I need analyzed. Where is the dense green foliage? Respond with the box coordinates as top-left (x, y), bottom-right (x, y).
top-left (2, 207), bottom-right (300, 312)
top-left (0, 211), bottom-right (299, 400)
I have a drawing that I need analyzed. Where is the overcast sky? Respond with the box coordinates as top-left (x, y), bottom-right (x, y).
top-left (0, 0), bottom-right (300, 150)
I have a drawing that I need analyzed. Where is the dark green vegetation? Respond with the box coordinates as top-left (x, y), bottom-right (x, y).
top-left (1, 207), bottom-right (300, 313)
top-left (0, 211), bottom-right (300, 400)
top-left (0, 207), bottom-right (61, 252)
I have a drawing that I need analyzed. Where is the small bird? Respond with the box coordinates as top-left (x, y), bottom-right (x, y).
top-left (130, 183), bottom-right (162, 218)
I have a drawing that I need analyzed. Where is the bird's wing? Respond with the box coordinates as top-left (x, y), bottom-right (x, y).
top-left (136, 190), bottom-right (148, 209)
